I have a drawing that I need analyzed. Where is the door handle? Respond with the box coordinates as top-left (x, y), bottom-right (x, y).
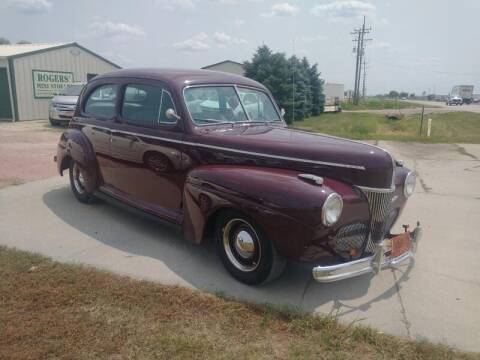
top-left (124, 134), bottom-right (139, 142)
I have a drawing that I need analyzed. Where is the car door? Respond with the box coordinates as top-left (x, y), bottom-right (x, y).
top-left (106, 80), bottom-right (185, 223)
top-left (74, 82), bottom-right (120, 185)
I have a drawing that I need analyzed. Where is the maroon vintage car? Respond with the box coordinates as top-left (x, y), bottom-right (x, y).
top-left (55, 68), bottom-right (421, 285)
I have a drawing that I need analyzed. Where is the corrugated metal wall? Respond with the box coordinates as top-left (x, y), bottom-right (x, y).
top-left (13, 45), bottom-right (118, 120)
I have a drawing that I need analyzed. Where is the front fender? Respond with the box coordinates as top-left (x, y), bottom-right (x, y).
top-left (182, 165), bottom-right (361, 260)
top-left (56, 129), bottom-right (99, 192)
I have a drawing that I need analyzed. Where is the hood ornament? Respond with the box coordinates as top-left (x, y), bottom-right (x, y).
top-left (298, 174), bottom-right (324, 186)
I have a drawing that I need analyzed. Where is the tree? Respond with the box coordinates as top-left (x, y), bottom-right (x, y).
top-left (388, 90), bottom-right (399, 98)
top-left (244, 45), bottom-right (324, 124)
top-left (399, 91), bottom-right (408, 98)
top-left (0, 37), bottom-right (11, 45)
top-left (409, 93), bottom-right (415, 98)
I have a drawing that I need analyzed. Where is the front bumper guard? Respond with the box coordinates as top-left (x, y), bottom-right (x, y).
top-left (312, 224), bottom-right (422, 283)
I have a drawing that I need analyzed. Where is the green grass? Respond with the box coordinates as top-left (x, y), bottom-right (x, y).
top-left (341, 98), bottom-right (426, 111)
top-left (293, 111), bottom-right (480, 143)
top-left (1, 246), bottom-right (478, 359)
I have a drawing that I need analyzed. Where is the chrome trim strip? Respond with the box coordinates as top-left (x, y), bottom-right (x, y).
top-left (357, 185), bottom-right (395, 193)
top-left (73, 121), bottom-right (366, 170)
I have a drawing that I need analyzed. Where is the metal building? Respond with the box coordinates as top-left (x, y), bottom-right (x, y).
top-left (202, 60), bottom-right (245, 76)
top-left (0, 42), bottom-right (120, 121)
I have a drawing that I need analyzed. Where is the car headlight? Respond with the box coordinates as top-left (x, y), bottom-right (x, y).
top-left (322, 193), bottom-right (343, 226)
top-left (404, 171), bottom-right (416, 197)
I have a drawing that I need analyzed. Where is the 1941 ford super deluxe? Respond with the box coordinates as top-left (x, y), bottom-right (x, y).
top-left (55, 68), bottom-right (421, 285)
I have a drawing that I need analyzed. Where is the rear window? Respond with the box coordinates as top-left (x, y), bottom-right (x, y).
top-left (84, 84), bottom-right (118, 118)
top-left (59, 84), bottom-right (84, 96)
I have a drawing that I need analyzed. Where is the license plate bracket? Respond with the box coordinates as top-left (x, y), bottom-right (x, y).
top-left (390, 232), bottom-right (412, 258)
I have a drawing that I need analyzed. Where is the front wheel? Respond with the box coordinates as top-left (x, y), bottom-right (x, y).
top-left (215, 211), bottom-right (286, 285)
top-left (49, 117), bottom-right (60, 126)
top-left (69, 161), bottom-right (96, 204)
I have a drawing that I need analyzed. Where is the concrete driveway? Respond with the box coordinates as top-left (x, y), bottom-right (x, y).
top-left (1, 140), bottom-right (479, 352)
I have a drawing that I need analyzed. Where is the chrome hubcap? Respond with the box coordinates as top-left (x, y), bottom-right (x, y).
top-left (73, 163), bottom-right (86, 194)
top-left (223, 219), bottom-right (261, 272)
top-left (234, 230), bottom-right (255, 259)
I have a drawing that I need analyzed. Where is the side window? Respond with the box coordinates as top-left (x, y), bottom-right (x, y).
top-left (158, 90), bottom-right (177, 124)
top-left (122, 84), bottom-right (177, 125)
top-left (84, 84), bottom-right (118, 118)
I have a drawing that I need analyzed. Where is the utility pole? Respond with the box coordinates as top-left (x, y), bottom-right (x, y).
top-left (351, 16), bottom-right (371, 105)
top-left (362, 54), bottom-right (367, 99)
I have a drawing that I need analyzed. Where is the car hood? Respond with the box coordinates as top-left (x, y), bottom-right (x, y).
top-left (192, 124), bottom-right (394, 188)
top-left (51, 95), bottom-right (79, 105)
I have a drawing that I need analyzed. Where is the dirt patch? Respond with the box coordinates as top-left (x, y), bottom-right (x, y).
top-left (0, 120), bottom-right (62, 189)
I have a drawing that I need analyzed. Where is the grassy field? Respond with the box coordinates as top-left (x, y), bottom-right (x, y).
top-left (341, 98), bottom-right (427, 111)
top-left (293, 111), bottom-right (480, 143)
top-left (1, 247), bottom-right (478, 359)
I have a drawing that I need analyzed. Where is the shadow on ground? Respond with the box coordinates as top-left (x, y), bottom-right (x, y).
top-left (43, 186), bottom-right (413, 314)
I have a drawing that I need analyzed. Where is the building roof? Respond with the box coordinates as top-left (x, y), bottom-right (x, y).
top-left (0, 42), bottom-right (120, 68)
top-left (0, 42), bottom-right (70, 58)
top-left (201, 60), bottom-right (244, 69)
top-left (97, 68), bottom-right (265, 91)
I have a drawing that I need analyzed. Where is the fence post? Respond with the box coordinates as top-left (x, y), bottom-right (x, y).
top-left (427, 118), bottom-right (432, 137)
top-left (419, 106), bottom-right (425, 136)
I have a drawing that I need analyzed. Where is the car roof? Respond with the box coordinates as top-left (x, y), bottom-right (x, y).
top-left (95, 68), bottom-right (267, 91)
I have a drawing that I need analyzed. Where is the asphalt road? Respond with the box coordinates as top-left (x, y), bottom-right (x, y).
top-left (406, 99), bottom-right (480, 113)
top-left (345, 100), bottom-right (480, 115)
top-left (1, 141), bottom-right (479, 352)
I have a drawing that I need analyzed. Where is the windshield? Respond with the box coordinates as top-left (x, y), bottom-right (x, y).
top-left (184, 86), bottom-right (281, 125)
top-left (59, 84), bottom-right (84, 96)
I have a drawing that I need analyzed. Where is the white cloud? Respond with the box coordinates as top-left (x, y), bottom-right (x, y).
top-left (299, 34), bottom-right (326, 43)
top-left (370, 41), bottom-right (392, 49)
top-left (157, 0), bottom-right (196, 11)
top-left (311, 1), bottom-right (375, 19)
top-left (263, 2), bottom-right (299, 17)
top-left (234, 18), bottom-right (245, 26)
top-left (213, 32), bottom-right (248, 46)
top-left (173, 33), bottom-right (210, 51)
top-left (91, 21), bottom-right (146, 37)
top-left (6, 0), bottom-right (52, 13)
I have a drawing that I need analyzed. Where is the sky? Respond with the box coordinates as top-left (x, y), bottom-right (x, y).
top-left (1, 0), bottom-right (479, 95)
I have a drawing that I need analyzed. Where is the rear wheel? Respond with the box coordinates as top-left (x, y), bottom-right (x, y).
top-left (69, 161), bottom-right (96, 203)
top-left (215, 210), bottom-right (286, 285)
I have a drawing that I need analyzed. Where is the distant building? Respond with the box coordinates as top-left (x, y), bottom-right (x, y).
top-left (324, 83), bottom-right (345, 105)
top-left (0, 42), bottom-right (119, 121)
top-left (202, 60), bottom-right (245, 76)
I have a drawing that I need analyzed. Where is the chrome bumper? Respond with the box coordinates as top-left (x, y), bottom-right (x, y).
top-left (312, 224), bottom-right (422, 283)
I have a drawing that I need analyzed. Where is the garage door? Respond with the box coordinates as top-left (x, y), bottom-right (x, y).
top-left (0, 68), bottom-right (13, 120)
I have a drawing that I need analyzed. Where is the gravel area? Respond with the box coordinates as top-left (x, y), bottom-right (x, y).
top-left (0, 120), bottom-right (63, 189)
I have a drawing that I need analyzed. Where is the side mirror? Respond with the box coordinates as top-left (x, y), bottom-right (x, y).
top-left (280, 108), bottom-right (286, 117)
top-left (165, 108), bottom-right (180, 121)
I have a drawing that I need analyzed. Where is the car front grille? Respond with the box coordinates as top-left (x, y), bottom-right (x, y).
top-left (332, 187), bottom-right (394, 258)
top-left (55, 103), bottom-right (76, 112)
top-left (361, 188), bottom-right (394, 243)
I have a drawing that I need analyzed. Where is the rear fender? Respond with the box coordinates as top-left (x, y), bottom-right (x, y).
top-left (57, 129), bottom-right (99, 192)
top-left (182, 165), bottom-right (358, 260)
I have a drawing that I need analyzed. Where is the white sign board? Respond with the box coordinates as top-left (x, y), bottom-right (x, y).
top-left (32, 70), bottom-right (74, 99)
